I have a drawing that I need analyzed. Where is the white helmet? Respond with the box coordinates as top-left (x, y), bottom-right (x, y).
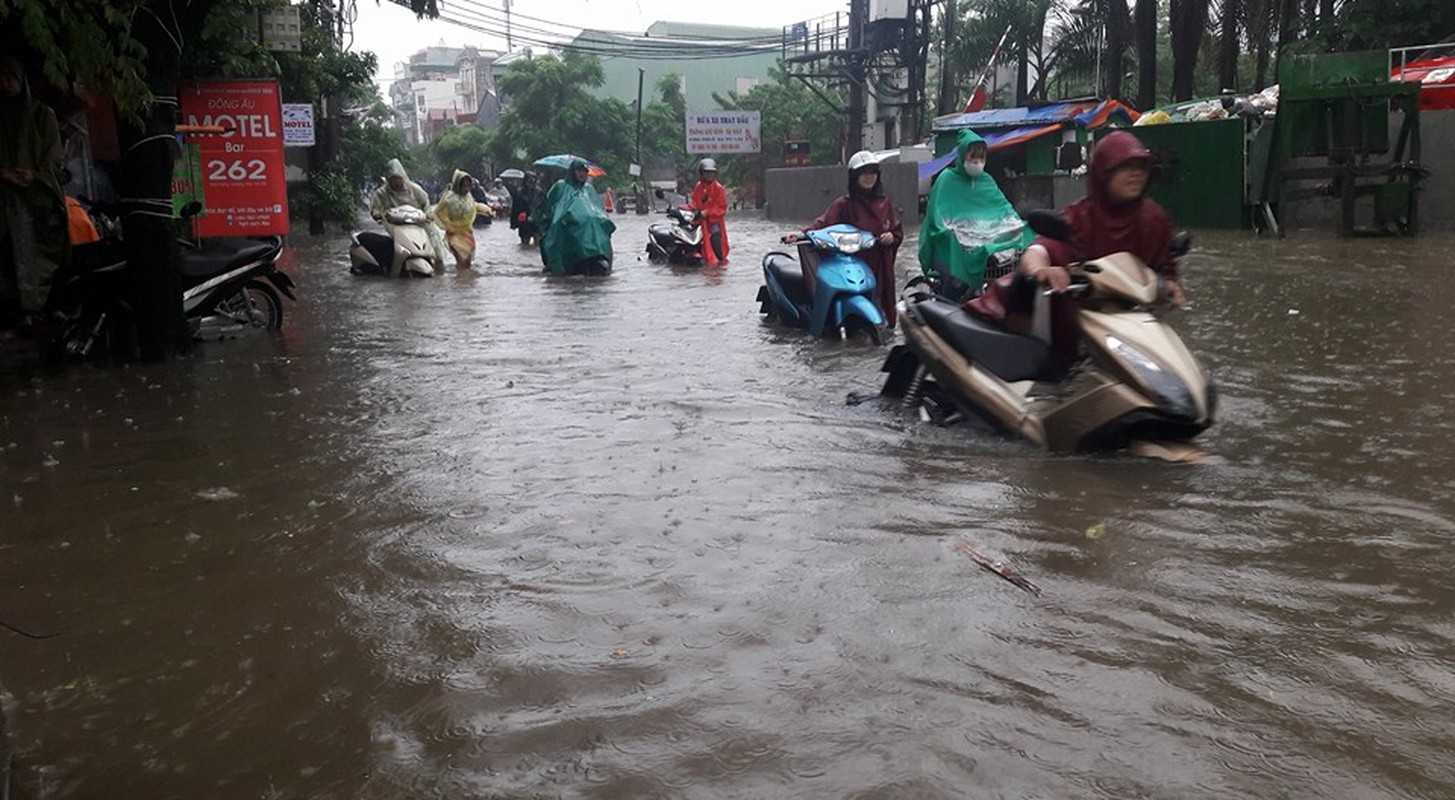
top-left (698, 158), bottom-right (717, 172)
top-left (847, 150), bottom-right (879, 172)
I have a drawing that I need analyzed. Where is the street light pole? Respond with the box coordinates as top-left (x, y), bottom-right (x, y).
top-left (635, 66), bottom-right (645, 168)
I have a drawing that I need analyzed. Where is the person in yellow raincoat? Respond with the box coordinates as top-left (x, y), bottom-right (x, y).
top-left (432, 170), bottom-right (492, 270)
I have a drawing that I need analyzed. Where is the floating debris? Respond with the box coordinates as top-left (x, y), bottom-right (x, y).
top-left (953, 540), bottom-right (1041, 596)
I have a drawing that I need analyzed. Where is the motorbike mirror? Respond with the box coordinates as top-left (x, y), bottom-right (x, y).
top-left (653, 188), bottom-right (665, 199)
top-left (1025, 209), bottom-right (1072, 242)
top-left (179, 201), bottom-right (204, 219)
top-left (1170, 231), bottom-right (1192, 258)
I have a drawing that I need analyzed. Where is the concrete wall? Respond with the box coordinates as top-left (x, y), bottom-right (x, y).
top-left (1417, 109), bottom-right (1455, 233)
top-left (1280, 108), bottom-right (1455, 234)
top-left (764, 163), bottom-right (922, 225)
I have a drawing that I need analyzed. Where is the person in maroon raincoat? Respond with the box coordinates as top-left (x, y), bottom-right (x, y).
top-left (1017, 129), bottom-right (1184, 365)
top-left (781, 150), bottom-right (904, 326)
top-left (687, 158), bottom-right (729, 265)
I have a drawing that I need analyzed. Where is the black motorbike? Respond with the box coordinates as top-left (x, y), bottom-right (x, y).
top-left (644, 206), bottom-right (704, 266)
top-left (47, 202), bottom-right (296, 363)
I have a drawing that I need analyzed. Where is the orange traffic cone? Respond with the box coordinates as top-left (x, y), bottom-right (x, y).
top-left (603, 188), bottom-right (614, 213)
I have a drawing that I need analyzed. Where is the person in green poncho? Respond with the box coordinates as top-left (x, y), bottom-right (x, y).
top-left (539, 159), bottom-right (615, 275)
top-left (918, 129), bottom-right (1032, 301)
top-left (1, 56), bottom-right (67, 332)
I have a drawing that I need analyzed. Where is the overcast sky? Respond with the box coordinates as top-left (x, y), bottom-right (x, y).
top-left (350, 0), bottom-right (851, 88)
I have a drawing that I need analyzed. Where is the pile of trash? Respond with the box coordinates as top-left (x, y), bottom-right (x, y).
top-left (1135, 85), bottom-right (1280, 125)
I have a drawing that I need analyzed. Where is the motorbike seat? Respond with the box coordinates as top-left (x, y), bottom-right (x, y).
top-left (765, 253), bottom-right (811, 307)
top-left (356, 230), bottom-right (396, 269)
top-left (917, 298), bottom-right (1062, 383)
top-left (179, 238), bottom-right (276, 279)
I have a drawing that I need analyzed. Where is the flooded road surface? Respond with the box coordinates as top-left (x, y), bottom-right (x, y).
top-left (3, 214), bottom-right (1454, 799)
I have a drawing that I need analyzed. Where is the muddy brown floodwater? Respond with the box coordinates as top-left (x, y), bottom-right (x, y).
top-left (2, 213), bottom-right (1454, 799)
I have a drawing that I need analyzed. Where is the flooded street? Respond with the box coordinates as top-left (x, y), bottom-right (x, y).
top-left (3, 213), bottom-right (1454, 799)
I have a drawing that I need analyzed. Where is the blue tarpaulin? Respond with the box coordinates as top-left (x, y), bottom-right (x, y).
top-left (931, 99), bottom-right (1138, 133)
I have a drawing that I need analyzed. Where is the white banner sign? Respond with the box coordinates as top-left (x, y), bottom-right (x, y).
top-left (685, 110), bottom-right (761, 154)
top-left (281, 103), bottom-right (315, 147)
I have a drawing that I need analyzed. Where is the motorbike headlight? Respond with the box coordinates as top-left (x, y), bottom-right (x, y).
top-left (835, 233), bottom-right (862, 253)
top-left (1105, 335), bottom-right (1198, 418)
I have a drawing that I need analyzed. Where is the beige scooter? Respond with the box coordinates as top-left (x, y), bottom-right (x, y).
top-left (349, 206), bottom-right (438, 278)
top-left (880, 212), bottom-right (1214, 460)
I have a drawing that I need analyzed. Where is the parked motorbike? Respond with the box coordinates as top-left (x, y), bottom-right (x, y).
top-left (47, 202), bottom-right (294, 363)
top-left (880, 211), bottom-right (1213, 458)
top-left (644, 206), bottom-right (704, 266)
top-left (756, 224), bottom-right (886, 344)
top-left (349, 206), bottom-right (438, 278)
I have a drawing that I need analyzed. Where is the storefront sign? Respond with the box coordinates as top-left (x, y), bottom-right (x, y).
top-left (685, 110), bottom-right (761, 154)
top-left (178, 79), bottom-right (290, 237)
top-left (281, 103), bottom-right (315, 147)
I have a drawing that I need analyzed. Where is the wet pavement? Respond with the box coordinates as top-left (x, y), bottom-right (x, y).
top-left (2, 213), bottom-right (1454, 798)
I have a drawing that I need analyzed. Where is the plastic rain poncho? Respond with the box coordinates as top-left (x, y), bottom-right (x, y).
top-left (918, 129), bottom-right (1033, 291)
top-left (432, 169), bottom-right (491, 265)
top-left (540, 159), bottom-right (615, 275)
top-left (369, 158), bottom-right (447, 265)
top-left (1, 55), bottom-right (66, 318)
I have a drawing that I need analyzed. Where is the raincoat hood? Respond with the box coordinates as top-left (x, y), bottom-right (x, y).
top-left (917, 128), bottom-right (1031, 289)
top-left (1088, 130), bottom-right (1155, 206)
top-left (383, 158), bottom-right (410, 182)
top-left (947, 129), bottom-right (988, 179)
top-left (568, 158), bottom-right (589, 186)
top-left (450, 169), bottom-right (475, 193)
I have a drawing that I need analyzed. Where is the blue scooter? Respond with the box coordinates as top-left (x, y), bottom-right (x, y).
top-left (756, 224), bottom-right (885, 345)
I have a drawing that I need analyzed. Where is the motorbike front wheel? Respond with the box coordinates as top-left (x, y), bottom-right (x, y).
top-left (841, 316), bottom-right (884, 346)
top-left (205, 279), bottom-right (283, 337)
top-left (47, 298), bottom-right (136, 365)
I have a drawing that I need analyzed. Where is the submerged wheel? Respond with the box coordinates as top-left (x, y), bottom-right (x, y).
top-left (843, 316), bottom-right (883, 346)
top-left (217, 280), bottom-right (284, 333)
top-left (47, 299), bottom-right (136, 365)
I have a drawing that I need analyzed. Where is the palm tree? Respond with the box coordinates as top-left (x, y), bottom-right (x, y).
top-left (1134, 0), bottom-right (1158, 107)
top-left (1217, 0), bottom-right (1241, 91)
top-left (1169, 0), bottom-right (1211, 100)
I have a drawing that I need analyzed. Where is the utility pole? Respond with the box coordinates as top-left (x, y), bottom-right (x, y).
top-left (504, 0), bottom-right (513, 51)
top-left (846, 0), bottom-right (867, 155)
top-left (634, 67), bottom-right (648, 213)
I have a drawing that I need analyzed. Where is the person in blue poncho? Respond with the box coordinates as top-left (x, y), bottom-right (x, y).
top-left (918, 129), bottom-right (1033, 300)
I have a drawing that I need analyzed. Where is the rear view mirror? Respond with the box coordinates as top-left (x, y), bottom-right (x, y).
top-left (179, 201), bottom-right (203, 219)
top-left (1025, 209), bottom-right (1072, 242)
top-left (1170, 231), bottom-right (1192, 257)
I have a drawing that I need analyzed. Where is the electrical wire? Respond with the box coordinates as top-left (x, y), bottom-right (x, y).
top-left (420, 0), bottom-right (801, 60)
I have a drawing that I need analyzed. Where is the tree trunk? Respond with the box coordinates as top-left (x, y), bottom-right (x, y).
top-left (937, 0), bottom-right (958, 115)
top-left (1016, 36), bottom-right (1030, 106)
top-left (1273, 0), bottom-right (1300, 81)
top-left (1103, 0), bottom-right (1132, 101)
top-left (1169, 0), bottom-right (1211, 101)
top-left (1219, 0), bottom-right (1241, 92)
top-left (1135, 0), bottom-right (1158, 108)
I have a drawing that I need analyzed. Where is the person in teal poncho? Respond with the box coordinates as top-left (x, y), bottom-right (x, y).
top-left (918, 129), bottom-right (1032, 300)
top-left (539, 159), bottom-right (615, 275)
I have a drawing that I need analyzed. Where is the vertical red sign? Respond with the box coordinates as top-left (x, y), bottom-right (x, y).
top-left (177, 80), bottom-right (290, 237)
